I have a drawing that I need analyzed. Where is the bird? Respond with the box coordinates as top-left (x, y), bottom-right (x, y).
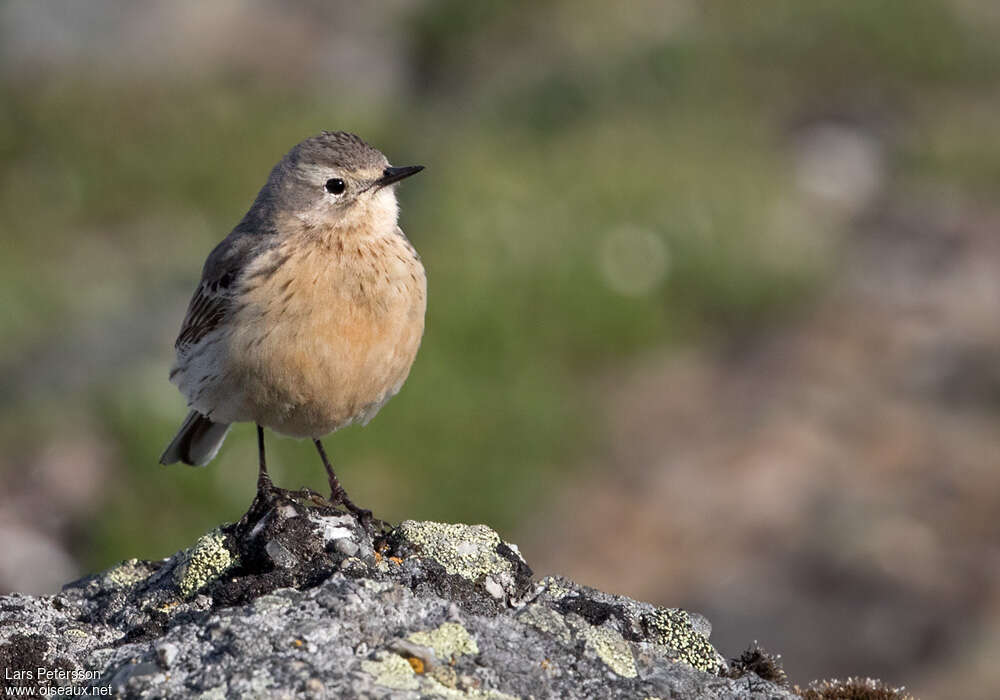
top-left (159, 131), bottom-right (426, 520)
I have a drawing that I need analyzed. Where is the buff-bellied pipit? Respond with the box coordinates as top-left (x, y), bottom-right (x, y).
top-left (159, 131), bottom-right (425, 519)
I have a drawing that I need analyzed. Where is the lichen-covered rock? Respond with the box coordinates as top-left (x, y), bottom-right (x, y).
top-left (378, 519), bottom-right (534, 616)
top-left (0, 490), bottom-right (798, 699)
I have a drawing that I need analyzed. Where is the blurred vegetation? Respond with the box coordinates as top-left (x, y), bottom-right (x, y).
top-left (1, 0), bottom-right (998, 572)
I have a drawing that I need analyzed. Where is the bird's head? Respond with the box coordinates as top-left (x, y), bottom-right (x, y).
top-left (261, 131), bottom-right (423, 236)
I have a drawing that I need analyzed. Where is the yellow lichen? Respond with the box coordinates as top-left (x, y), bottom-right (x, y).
top-left (518, 603), bottom-right (572, 644)
top-left (398, 521), bottom-right (518, 583)
top-left (566, 617), bottom-right (637, 679)
top-left (643, 608), bottom-right (719, 673)
top-left (174, 529), bottom-right (237, 598)
top-left (430, 664), bottom-right (458, 688)
top-left (361, 652), bottom-right (420, 691)
top-left (363, 621), bottom-right (519, 698)
top-left (408, 622), bottom-right (479, 662)
top-left (106, 558), bottom-right (154, 588)
top-left (537, 577), bottom-right (573, 601)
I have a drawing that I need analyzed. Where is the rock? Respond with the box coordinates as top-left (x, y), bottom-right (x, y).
top-left (153, 641), bottom-right (177, 669)
top-left (0, 490), bottom-right (797, 699)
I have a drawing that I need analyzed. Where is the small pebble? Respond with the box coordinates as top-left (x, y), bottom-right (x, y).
top-left (156, 642), bottom-right (179, 669)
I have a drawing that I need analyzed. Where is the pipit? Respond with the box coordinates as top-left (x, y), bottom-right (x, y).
top-left (160, 131), bottom-right (426, 520)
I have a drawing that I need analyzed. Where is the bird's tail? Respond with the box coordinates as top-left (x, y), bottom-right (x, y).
top-left (159, 410), bottom-right (231, 466)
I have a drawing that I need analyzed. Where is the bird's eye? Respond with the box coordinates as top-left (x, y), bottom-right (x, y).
top-left (325, 178), bottom-right (346, 195)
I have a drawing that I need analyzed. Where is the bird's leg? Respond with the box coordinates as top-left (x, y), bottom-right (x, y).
top-left (241, 424), bottom-right (281, 525)
top-left (256, 424), bottom-right (275, 498)
top-left (314, 439), bottom-right (372, 523)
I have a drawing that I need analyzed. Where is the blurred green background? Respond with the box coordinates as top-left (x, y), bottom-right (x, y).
top-left (3, 1), bottom-right (1000, 696)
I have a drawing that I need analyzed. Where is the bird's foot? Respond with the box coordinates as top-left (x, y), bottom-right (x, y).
top-left (328, 487), bottom-right (379, 530)
top-left (253, 474), bottom-right (325, 510)
top-left (292, 486), bottom-right (331, 508)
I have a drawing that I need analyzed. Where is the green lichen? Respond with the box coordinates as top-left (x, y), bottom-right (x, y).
top-left (366, 622), bottom-right (516, 698)
top-left (398, 521), bottom-right (515, 582)
top-left (533, 577), bottom-right (722, 675)
top-left (62, 628), bottom-right (90, 642)
top-left (536, 576), bottom-right (572, 601)
top-left (175, 529), bottom-right (237, 598)
top-left (361, 652), bottom-right (420, 691)
top-left (585, 625), bottom-right (637, 678)
top-left (518, 603), bottom-right (572, 644)
top-left (408, 622), bottom-right (479, 662)
top-left (251, 593), bottom-right (291, 614)
top-left (363, 650), bottom-right (519, 699)
top-left (565, 616), bottom-right (637, 679)
top-left (643, 607), bottom-right (719, 673)
top-left (105, 558), bottom-right (154, 588)
top-left (429, 664), bottom-right (459, 688)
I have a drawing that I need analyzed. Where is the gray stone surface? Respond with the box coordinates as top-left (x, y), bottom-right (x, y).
top-left (0, 490), bottom-right (797, 699)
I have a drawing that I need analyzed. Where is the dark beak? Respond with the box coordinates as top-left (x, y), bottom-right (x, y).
top-left (375, 165), bottom-right (424, 189)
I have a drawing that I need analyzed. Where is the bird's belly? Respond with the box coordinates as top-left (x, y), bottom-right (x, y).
top-left (225, 242), bottom-right (426, 438)
top-left (254, 308), bottom-right (423, 437)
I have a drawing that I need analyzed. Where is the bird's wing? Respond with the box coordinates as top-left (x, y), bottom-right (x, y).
top-left (174, 277), bottom-right (235, 351)
top-left (174, 233), bottom-right (257, 352)
top-left (174, 222), bottom-right (283, 353)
